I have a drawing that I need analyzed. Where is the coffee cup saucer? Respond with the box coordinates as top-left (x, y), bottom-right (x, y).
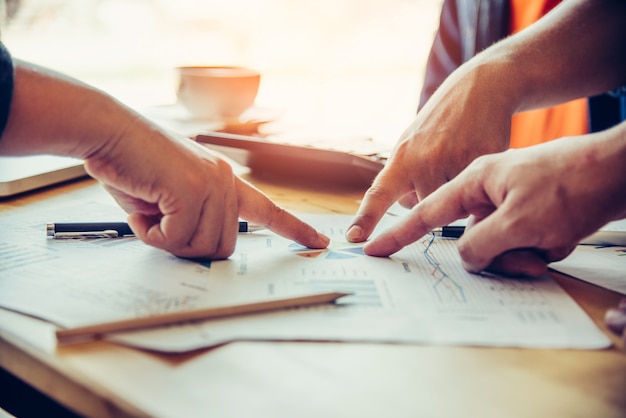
top-left (142, 104), bottom-right (282, 137)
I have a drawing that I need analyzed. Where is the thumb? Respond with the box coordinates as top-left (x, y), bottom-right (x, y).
top-left (347, 167), bottom-right (412, 243)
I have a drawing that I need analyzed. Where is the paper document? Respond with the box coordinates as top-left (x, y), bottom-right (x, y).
top-left (579, 219), bottom-right (626, 246)
top-left (0, 201), bottom-right (224, 327)
top-left (551, 245), bottom-right (626, 295)
top-left (0, 202), bottom-right (610, 352)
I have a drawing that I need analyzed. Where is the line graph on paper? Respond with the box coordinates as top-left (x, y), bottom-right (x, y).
top-left (418, 235), bottom-right (549, 308)
top-left (420, 234), bottom-right (467, 304)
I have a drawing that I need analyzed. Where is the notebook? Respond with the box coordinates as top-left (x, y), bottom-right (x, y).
top-left (0, 155), bottom-right (87, 198)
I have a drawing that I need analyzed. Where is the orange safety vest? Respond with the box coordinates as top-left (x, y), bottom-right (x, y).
top-left (509, 0), bottom-right (588, 148)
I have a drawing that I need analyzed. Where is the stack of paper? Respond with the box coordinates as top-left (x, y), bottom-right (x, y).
top-left (0, 200), bottom-right (611, 352)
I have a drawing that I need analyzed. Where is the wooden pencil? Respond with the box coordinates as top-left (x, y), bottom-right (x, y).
top-left (56, 291), bottom-right (350, 345)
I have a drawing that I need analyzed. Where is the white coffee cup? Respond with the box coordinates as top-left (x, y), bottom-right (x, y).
top-left (176, 66), bottom-right (261, 120)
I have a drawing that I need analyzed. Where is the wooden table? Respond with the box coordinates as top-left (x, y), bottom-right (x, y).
top-left (1, 176), bottom-right (625, 418)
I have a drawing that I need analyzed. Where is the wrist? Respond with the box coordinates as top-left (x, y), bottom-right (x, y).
top-left (76, 93), bottom-right (140, 161)
top-left (467, 44), bottom-right (532, 116)
top-left (578, 122), bottom-right (626, 221)
top-left (604, 123), bottom-right (626, 218)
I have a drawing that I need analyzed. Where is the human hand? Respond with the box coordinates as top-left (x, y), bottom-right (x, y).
top-left (347, 63), bottom-right (514, 243)
top-left (85, 120), bottom-right (329, 259)
top-left (360, 128), bottom-right (626, 277)
top-left (0, 61), bottom-right (327, 259)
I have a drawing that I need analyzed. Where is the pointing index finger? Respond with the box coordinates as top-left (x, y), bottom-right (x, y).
top-left (347, 166), bottom-right (413, 243)
top-left (236, 178), bottom-right (330, 249)
top-left (363, 177), bottom-right (473, 256)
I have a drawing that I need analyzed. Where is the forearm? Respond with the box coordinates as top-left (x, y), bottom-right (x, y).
top-left (0, 59), bottom-right (137, 159)
top-left (589, 121), bottom-right (626, 221)
top-left (465, 0), bottom-right (626, 114)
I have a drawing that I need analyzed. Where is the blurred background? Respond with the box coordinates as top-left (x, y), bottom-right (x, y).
top-left (2, 0), bottom-right (443, 147)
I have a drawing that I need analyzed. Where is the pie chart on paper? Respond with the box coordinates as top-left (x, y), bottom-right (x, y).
top-left (288, 241), bottom-right (365, 260)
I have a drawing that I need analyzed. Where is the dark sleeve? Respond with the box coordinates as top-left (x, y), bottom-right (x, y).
top-left (588, 87), bottom-right (626, 133)
top-left (0, 42), bottom-right (14, 137)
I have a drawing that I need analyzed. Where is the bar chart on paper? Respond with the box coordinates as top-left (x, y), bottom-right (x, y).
top-left (287, 241), bottom-right (382, 306)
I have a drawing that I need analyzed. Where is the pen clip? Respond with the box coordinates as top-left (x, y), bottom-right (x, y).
top-left (52, 230), bottom-right (120, 239)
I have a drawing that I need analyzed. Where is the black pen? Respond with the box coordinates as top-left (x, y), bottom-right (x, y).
top-left (431, 225), bottom-right (465, 238)
top-left (46, 221), bottom-right (264, 239)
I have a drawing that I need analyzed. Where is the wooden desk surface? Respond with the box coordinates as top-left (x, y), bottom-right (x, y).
top-left (1, 177), bottom-right (625, 418)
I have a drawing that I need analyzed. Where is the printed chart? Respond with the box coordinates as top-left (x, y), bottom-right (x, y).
top-left (0, 206), bottom-right (611, 352)
top-left (416, 234), bottom-right (549, 310)
top-left (288, 242), bottom-right (365, 259)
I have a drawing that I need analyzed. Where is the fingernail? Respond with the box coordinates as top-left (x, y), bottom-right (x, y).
top-left (319, 233), bottom-right (331, 246)
top-left (461, 260), bottom-right (482, 275)
top-left (346, 225), bottom-right (363, 242)
top-left (605, 308), bottom-right (626, 334)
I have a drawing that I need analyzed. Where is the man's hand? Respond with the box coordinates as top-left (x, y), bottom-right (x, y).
top-left (347, 62), bottom-right (514, 244)
top-left (360, 128), bottom-right (626, 277)
top-left (86, 121), bottom-right (329, 260)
